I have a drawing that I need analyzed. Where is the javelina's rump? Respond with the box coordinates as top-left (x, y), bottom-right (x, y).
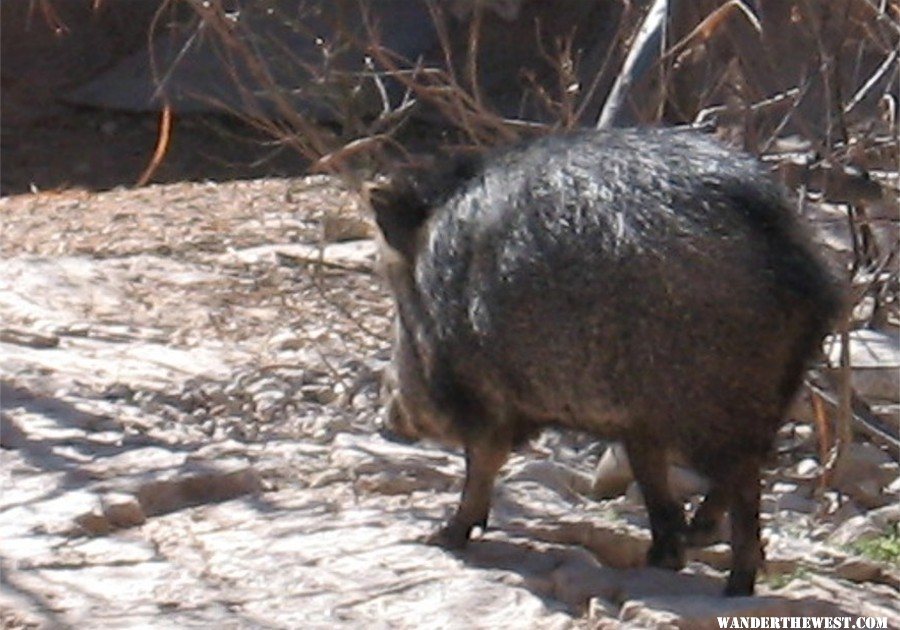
top-left (371, 128), bottom-right (842, 596)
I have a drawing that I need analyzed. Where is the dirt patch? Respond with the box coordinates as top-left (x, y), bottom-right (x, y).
top-left (2, 173), bottom-right (898, 628)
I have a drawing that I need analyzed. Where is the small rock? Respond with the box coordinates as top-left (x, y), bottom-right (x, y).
top-left (765, 556), bottom-right (803, 578)
top-left (776, 420), bottom-right (814, 445)
top-left (253, 389), bottom-right (287, 416)
top-left (771, 481), bottom-right (800, 495)
top-left (625, 481), bottom-right (644, 505)
top-left (356, 472), bottom-right (433, 495)
top-left (791, 423), bottom-right (814, 443)
top-left (776, 492), bottom-right (818, 514)
top-left (829, 499), bottom-right (863, 524)
top-left (197, 383), bottom-right (230, 407)
top-left (73, 511), bottom-right (111, 536)
top-left (873, 403), bottom-right (899, 426)
top-left (322, 212), bottom-right (375, 242)
top-left (866, 503), bottom-right (900, 530)
top-left (101, 493), bottom-right (146, 529)
top-left (888, 475), bottom-right (900, 495)
top-left (587, 596), bottom-right (619, 621)
top-left (856, 480), bottom-right (893, 509)
top-left (268, 330), bottom-right (306, 352)
top-left (592, 443), bottom-right (633, 499)
top-left (795, 457), bottom-right (820, 477)
top-left (835, 556), bottom-right (882, 582)
top-left (880, 567), bottom-right (900, 590)
top-left (301, 384), bottom-right (337, 405)
top-left (244, 377), bottom-right (282, 396)
top-left (878, 461), bottom-right (900, 488)
top-left (688, 543), bottom-right (731, 570)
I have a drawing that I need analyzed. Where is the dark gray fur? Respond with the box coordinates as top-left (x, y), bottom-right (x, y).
top-left (373, 127), bottom-right (843, 596)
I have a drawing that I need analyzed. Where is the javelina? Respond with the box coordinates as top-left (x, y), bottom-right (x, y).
top-left (369, 128), bottom-right (842, 596)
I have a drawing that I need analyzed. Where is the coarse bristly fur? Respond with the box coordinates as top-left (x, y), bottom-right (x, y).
top-left (371, 127), bottom-right (844, 597)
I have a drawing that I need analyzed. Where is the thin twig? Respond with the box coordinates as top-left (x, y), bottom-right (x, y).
top-left (596, 0), bottom-right (670, 129)
top-left (136, 103), bottom-right (174, 187)
top-left (844, 48), bottom-right (899, 113)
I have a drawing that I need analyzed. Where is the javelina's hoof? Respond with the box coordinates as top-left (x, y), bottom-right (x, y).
top-left (724, 570), bottom-right (756, 597)
top-left (647, 539), bottom-right (686, 571)
top-left (426, 521), bottom-right (474, 550)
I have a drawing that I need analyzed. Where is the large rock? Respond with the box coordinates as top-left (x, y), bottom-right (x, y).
top-left (824, 330), bottom-right (900, 403)
top-left (592, 443), bottom-right (708, 500)
top-left (831, 441), bottom-right (898, 508)
top-left (829, 503), bottom-right (900, 547)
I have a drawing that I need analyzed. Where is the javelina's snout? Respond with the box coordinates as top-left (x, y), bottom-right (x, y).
top-left (378, 312), bottom-right (462, 445)
top-left (370, 128), bottom-right (843, 596)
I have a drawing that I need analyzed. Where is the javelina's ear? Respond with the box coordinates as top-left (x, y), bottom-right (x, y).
top-left (446, 152), bottom-right (482, 183)
top-left (367, 153), bottom-right (482, 260)
top-left (366, 175), bottom-right (430, 261)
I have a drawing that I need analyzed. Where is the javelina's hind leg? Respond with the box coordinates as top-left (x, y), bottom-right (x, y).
top-left (625, 438), bottom-right (686, 570)
top-left (724, 458), bottom-right (763, 596)
top-left (685, 483), bottom-right (729, 547)
top-left (428, 433), bottom-right (512, 549)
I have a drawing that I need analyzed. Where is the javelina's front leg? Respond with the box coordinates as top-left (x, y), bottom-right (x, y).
top-left (625, 438), bottom-right (686, 570)
top-left (428, 433), bottom-right (512, 549)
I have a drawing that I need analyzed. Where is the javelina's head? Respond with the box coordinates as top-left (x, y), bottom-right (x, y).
top-left (367, 157), bottom-right (481, 444)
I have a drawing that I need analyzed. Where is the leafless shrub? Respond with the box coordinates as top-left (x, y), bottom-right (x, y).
top-left (171, 0), bottom-right (898, 464)
top-left (362, 1), bottom-right (520, 149)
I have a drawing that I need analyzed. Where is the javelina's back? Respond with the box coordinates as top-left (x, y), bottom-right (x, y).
top-left (372, 127), bottom-right (842, 596)
top-left (417, 128), bottom-right (838, 469)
